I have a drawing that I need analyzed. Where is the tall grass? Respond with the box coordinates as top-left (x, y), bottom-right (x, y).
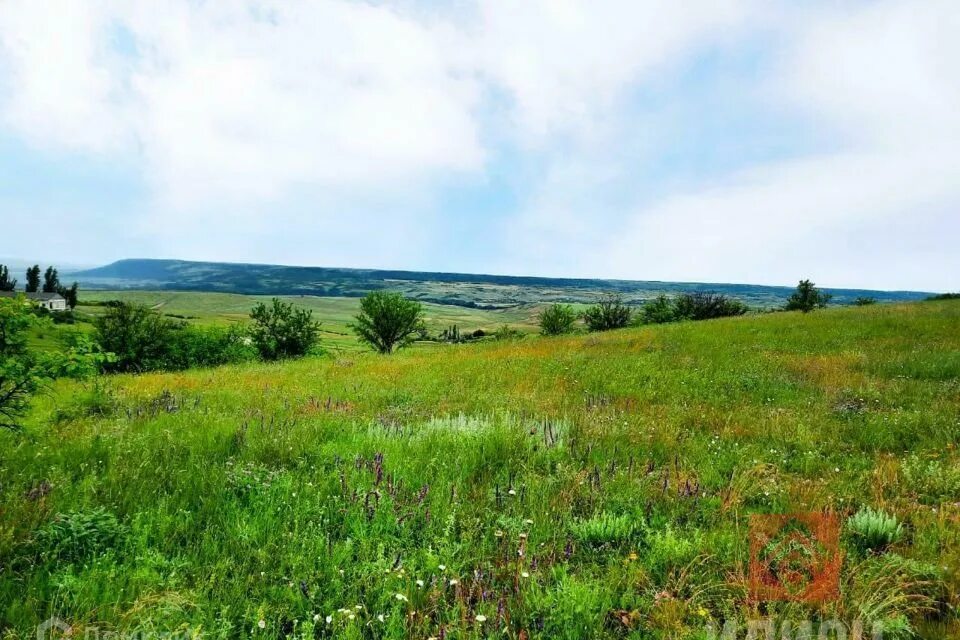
top-left (1, 301), bottom-right (959, 638)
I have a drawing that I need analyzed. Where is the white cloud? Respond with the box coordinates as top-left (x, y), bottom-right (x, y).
top-left (504, 0), bottom-right (960, 290)
top-left (471, 0), bottom-right (761, 144)
top-left (0, 0), bottom-right (486, 208)
top-left (0, 0), bottom-right (956, 290)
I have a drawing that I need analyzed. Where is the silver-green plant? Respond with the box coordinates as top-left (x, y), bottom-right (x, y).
top-left (847, 507), bottom-right (903, 553)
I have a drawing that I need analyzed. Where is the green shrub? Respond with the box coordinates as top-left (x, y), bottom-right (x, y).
top-left (639, 294), bottom-right (676, 324)
top-left (96, 302), bottom-right (260, 372)
top-left (583, 294), bottom-right (632, 331)
top-left (493, 324), bottom-right (523, 340)
top-left (672, 292), bottom-right (748, 321)
top-left (250, 298), bottom-right (321, 360)
top-left (854, 296), bottom-right (878, 306)
top-left (33, 508), bottom-right (126, 563)
top-left (847, 507), bottom-right (903, 553)
top-left (570, 512), bottom-right (638, 546)
top-left (94, 302), bottom-right (183, 372)
top-left (538, 303), bottom-right (577, 335)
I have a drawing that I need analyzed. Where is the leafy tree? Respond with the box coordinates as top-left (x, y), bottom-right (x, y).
top-left (57, 282), bottom-right (79, 309)
top-left (853, 296), bottom-right (877, 306)
top-left (0, 295), bottom-right (30, 357)
top-left (351, 291), bottom-right (424, 354)
top-left (0, 265), bottom-right (16, 291)
top-left (25, 265), bottom-right (40, 293)
top-left (94, 303), bottom-right (182, 372)
top-left (249, 298), bottom-right (320, 360)
top-left (42, 266), bottom-right (60, 293)
top-left (673, 292), bottom-right (748, 321)
top-left (582, 294), bottom-right (632, 332)
top-left (538, 303), bottom-right (577, 335)
top-left (639, 295), bottom-right (676, 325)
top-left (785, 279), bottom-right (832, 313)
top-left (1, 295), bottom-right (105, 430)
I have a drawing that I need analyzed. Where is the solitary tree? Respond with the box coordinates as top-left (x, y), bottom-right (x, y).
top-left (785, 279), bottom-right (832, 313)
top-left (25, 265), bottom-right (40, 293)
top-left (249, 298), bottom-right (320, 360)
top-left (538, 303), bottom-right (577, 335)
top-left (0, 265), bottom-right (16, 291)
top-left (42, 266), bottom-right (60, 293)
top-left (582, 293), bottom-right (632, 331)
top-left (351, 291), bottom-right (424, 354)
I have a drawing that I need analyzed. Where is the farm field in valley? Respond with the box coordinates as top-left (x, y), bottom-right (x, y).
top-left (2, 300), bottom-right (959, 638)
top-left (68, 290), bottom-right (542, 352)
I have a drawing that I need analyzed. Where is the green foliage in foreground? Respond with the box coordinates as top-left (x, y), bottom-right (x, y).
top-left (0, 296), bottom-right (105, 430)
top-left (1, 301), bottom-right (960, 638)
top-left (538, 303), bottom-right (577, 335)
top-left (351, 291), bottom-right (425, 354)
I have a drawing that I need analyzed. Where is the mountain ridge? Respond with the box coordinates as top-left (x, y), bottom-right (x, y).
top-left (70, 258), bottom-right (935, 309)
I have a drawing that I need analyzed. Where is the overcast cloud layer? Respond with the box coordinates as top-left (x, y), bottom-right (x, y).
top-left (0, 0), bottom-right (957, 291)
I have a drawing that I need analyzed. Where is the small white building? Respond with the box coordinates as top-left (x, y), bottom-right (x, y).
top-left (0, 291), bottom-right (67, 311)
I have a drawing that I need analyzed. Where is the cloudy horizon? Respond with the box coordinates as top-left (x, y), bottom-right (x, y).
top-left (1, 0), bottom-right (957, 292)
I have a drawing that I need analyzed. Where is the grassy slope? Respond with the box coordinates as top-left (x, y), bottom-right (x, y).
top-left (2, 302), bottom-right (959, 638)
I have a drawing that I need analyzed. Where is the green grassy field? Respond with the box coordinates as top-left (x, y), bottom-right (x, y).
top-left (3, 301), bottom-right (960, 638)
top-left (69, 291), bottom-right (542, 352)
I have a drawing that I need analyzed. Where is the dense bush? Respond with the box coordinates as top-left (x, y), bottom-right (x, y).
top-left (249, 298), bottom-right (320, 360)
top-left (95, 302), bottom-right (257, 372)
top-left (538, 303), bottom-right (577, 335)
top-left (673, 292), bottom-right (748, 320)
top-left (639, 294), bottom-right (675, 325)
top-left (167, 324), bottom-right (258, 369)
top-left (854, 296), bottom-right (878, 306)
top-left (639, 292), bottom-right (748, 324)
top-left (582, 294), bottom-right (632, 331)
top-left (785, 279), bottom-right (832, 312)
top-left (351, 291), bottom-right (424, 354)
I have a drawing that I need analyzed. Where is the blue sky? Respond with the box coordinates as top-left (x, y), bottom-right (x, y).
top-left (0, 0), bottom-right (957, 291)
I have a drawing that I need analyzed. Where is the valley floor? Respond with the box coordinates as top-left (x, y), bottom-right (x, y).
top-left (2, 301), bottom-right (960, 638)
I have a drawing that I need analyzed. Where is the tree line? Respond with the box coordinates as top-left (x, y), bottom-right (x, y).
top-left (538, 279), bottom-right (834, 336)
top-left (0, 263), bottom-right (79, 309)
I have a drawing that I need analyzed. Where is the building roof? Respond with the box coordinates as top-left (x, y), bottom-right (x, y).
top-left (0, 291), bottom-right (65, 301)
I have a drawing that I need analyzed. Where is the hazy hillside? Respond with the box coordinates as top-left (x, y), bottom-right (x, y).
top-left (72, 258), bottom-right (933, 309)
